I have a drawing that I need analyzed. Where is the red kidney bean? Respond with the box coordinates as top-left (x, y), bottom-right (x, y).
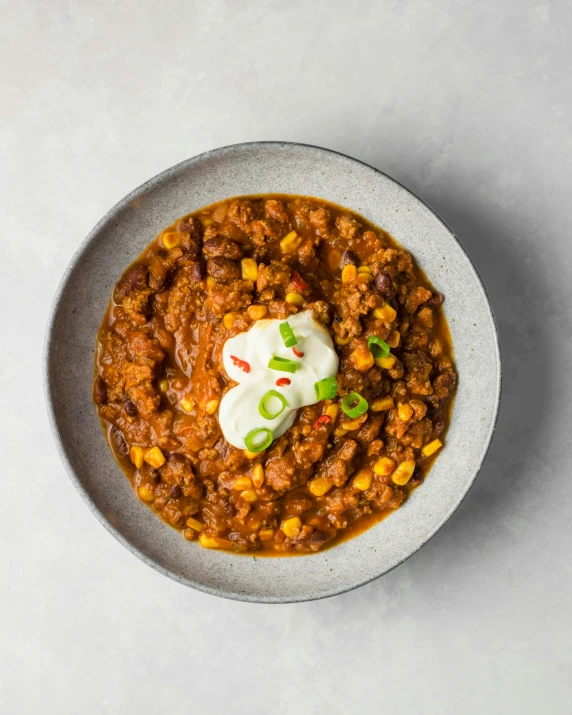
top-left (374, 270), bottom-right (393, 295)
top-left (203, 237), bottom-right (243, 260)
top-left (114, 264), bottom-right (148, 302)
top-left (190, 260), bottom-right (206, 282)
top-left (124, 398), bottom-right (138, 417)
top-left (93, 376), bottom-right (107, 405)
top-left (110, 426), bottom-right (129, 461)
top-left (207, 256), bottom-right (241, 283)
top-left (340, 250), bottom-right (358, 267)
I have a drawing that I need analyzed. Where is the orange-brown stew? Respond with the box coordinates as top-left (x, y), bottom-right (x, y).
top-left (94, 195), bottom-right (456, 554)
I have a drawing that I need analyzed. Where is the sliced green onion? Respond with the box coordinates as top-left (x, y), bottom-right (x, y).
top-left (244, 427), bottom-right (273, 453)
top-left (367, 336), bottom-right (390, 358)
top-left (268, 356), bottom-right (298, 373)
top-left (259, 390), bottom-right (288, 420)
top-left (314, 376), bottom-right (337, 401)
top-left (279, 321), bottom-right (298, 348)
top-left (341, 391), bottom-right (368, 419)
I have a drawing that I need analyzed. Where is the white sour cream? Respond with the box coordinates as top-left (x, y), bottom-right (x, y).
top-left (219, 311), bottom-right (339, 450)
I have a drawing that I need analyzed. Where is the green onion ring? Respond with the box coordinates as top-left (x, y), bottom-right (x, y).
top-left (341, 392), bottom-right (368, 419)
top-left (268, 356), bottom-right (298, 373)
top-left (314, 376), bottom-right (338, 401)
top-left (367, 336), bottom-right (390, 358)
top-left (244, 427), bottom-right (273, 453)
top-left (258, 390), bottom-right (288, 420)
top-left (279, 321), bottom-right (298, 348)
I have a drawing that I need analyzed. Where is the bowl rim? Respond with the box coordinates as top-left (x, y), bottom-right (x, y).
top-left (44, 141), bottom-right (502, 603)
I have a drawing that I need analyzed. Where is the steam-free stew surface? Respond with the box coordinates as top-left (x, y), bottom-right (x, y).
top-left (94, 195), bottom-right (456, 554)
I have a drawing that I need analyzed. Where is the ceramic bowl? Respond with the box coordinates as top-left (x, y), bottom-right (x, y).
top-left (44, 142), bottom-right (501, 603)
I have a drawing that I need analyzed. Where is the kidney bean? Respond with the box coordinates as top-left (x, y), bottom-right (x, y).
top-left (169, 485), bottom-right (182, 499)
top-left (93, 376), bottom-right (107, 405)
top-left (114, 264), bottom-right (148, 302)
top-left (340, 250), bottom-right (358, 267)
top-left (428, 291), bottom-right (444, 307)
top-left (374, 270), bottom-right (393, 295)
top-left (190, 260), bottom-right (206, 282)
top-left (179, 217), bottom-right (204, 258)
top-left (207, 256), bottom-right (241, 283)
top-left (203, 237), bottom-right (243, 260)
top-left (110, 426), bottom-right (129, 461)
top-left (124, 398), bottom-right (138, 417)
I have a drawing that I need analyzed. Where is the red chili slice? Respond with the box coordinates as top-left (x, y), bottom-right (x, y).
top-left (230, 355), bottom-right (250, 373)
top-left (292, 269), bottom-right (309, 291)
top-left (276, 377), bottom-right (291, 387)
top-left (312, 414), bottom-right (332, 429)
top-left (292, 347), bottom-right (304, 358)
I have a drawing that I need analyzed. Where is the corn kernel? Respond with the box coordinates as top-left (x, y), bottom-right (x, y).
top-left (398, 403), bottom-right (414, 422)
top-left (223, 312), bottom-right (237, 329)
top-left (351, 348), bottom-right (375, 371)
top-left (233, 476), bottom-right (253, 491)
top-left (373, 302), bottom-right (397, 323)
top-left (180, 396), bottom-right (195, 413)
top-left (341, 264), bottom-right (357, 283)
top-left (161, 231), bottom-right (180, 249)
top-left (206, 276), bottom-right (215, 290)
top-left (158, 379), bottom-right (169, 393)
top-left (308, 477), bottom-right (333, 497)
top-left (357, 265), bottom-right (372, 274)
top-left (341, 413), bottom-right (368, 431)
top-left (374, 457), bottom-right (396, 476)
top-left (241, 257), bottom-right (258, 281)
top-left (186, 517), bottom-right (204, 531)
top-left (392, 460), bottom-right (416, 485)
top-left (285, 292), bottom-right (305, 306)
top-left (281, 516), bottom-right (302, 538)
top-left (371, 396), bottom-right (394, 411)
top-left (280, 230), bottom-right (302, 253)
top-left (252, 464), bottom-right (265, 488)
top-left (137, 484), bottom-right (154, 502)
top-left (387, 330), bottom-right (401, 348)
top-left (352, 469), bottom-right (373, 491)
top-left (325, 404), bottom-right (339, 422)
top-left (375, 354), bottom-right (397, 370)
top-left (130, 446), bottom-right (144, 469)
top-left (247, 304), bottom-right (268, 320)
top-left (244, 449), bottom-right (261, 459)
top-left (205, 399), bottom-right (219, 415)
top-left (240, 489), bottom-right (258, 503)
top-left (334, 426), bottom-right (348, 437)
top-left (259, 528), bottom-right (275, 542)
top-left (335, 335), bottom-right (352, 346)
top-left (199, 533), bottom-right (221, 549)
top-left (144, 446), bottom-right (165, 469)
top-left (422, 439), bottom-right (443, 458)
top-left (356, 272), bottom-right (374, 284)
top-left (201, 217), bottom-right (214, 227)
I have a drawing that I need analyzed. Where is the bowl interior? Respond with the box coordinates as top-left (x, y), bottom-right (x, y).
top-left (45, 143), bottom-right (501, 602)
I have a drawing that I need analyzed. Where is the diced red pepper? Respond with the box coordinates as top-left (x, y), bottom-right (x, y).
top-left (276, 377), bottom-right (291, 387)
top-left (230, 355), bottom-right (250, 373)
top-left (292, 347), bottom-right (304, 358)
top-left (312, 414), bottom-right (332, 429)
top-left (292, 269), bottom-right (309, 291)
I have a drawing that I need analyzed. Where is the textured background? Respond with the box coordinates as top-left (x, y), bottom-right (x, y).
top-left (2, 1), bottom-right (571, 713)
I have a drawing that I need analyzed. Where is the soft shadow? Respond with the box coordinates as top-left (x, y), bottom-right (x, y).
top-left (387, 179), bottom-right (556, 563)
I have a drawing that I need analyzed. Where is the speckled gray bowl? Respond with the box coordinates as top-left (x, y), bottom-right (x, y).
top-left (45, 142), bottom-right (501, 603)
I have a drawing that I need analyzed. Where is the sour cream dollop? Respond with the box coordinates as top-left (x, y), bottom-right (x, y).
top-left (219, 311), bottom-right (339, 450)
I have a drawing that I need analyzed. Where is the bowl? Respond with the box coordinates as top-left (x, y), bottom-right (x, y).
top-left (44, 142), bottom-right (501, 603)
